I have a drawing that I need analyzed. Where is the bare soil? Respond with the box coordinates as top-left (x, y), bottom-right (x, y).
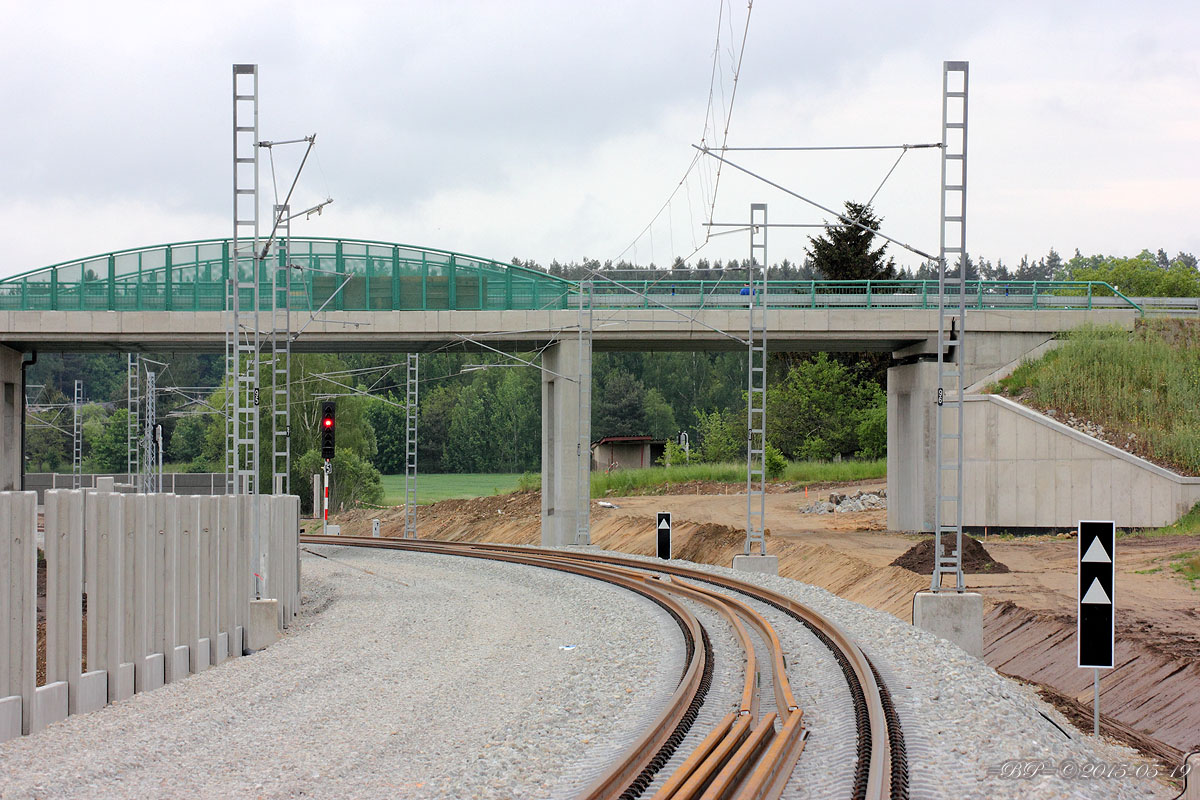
top-left (329, 480), bottom-right (1200, 763)
top-left (891, 535), bottom-right (1011, 574)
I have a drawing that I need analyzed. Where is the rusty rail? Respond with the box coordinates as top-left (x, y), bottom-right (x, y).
top-left (301, 535), bottom-right (906, 799)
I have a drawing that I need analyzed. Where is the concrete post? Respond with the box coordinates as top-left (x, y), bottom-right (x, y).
top-left (124, 494), bottom-right (149, 693)
top-left (0, 492), bottom-right (37, 737)
top-left (198, 496), bottom-right (219, 665)
top-left (541, 337), bottom-right (588, 546)
top-left (218, 494), bottom-right (239, 659)
top-left (176, 495), bottom-right (200, 674)
top-left (290, 494), bottom-right (301, 625)
top-left (237, 493), bottom-right (253, 654)
top-left (44, 490), bottom-right (83, 713)
top-left (159, 494), bottom-right (188, 684)
top-left (93, 493), bottom-right (132, 702)
top-left (887, 360), bottom-right (938, 532)
top-left (149, 494), bottom-right (171, 685)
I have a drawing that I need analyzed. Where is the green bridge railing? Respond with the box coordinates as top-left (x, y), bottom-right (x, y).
top-left (0, 237), bottom-right (1142, 315)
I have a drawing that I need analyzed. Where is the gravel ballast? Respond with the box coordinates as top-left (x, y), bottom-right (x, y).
top-left (0, 545), bottom-right (680, 800)
top-left (1, 542), bottom-right (1181, 799)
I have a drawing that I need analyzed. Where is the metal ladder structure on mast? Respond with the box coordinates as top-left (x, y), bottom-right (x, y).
top-left (575, 281), bottom-right (594, 546)
top-left (127, 354), bottom-right (140, 483)
top-left (932, 61), bottom-right (969, 593)
top-left (230, 63), bottom-right (265, 601)
top-left (270, 203), bottom-right (291, 495)
top-left (745, 203), bottom-right (768, 556)
top-left (71, 380), bottom-right (83, 490)
top-left (228, 64), bottom-right (261, 501)
top-left (141, 370), bottom-right (158, 493)
top-left (403, 353), bottom-right (419, 539)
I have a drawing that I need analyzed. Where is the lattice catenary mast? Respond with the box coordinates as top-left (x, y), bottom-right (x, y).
top-left (932, 61), bottom-right (970, 592)
top-left (745, 203), bottom-right (768, 555)
top-left (403, 353), bottom-right (419, 538)
top-left (228, 64), bottom-right (262, 498)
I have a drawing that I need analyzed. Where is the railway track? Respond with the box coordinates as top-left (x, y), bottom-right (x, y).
top-left (301, 535), bottom-right (908, 800)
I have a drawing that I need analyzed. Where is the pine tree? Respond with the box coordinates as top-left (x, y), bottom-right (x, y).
top-left (806, 202), bottom-right (898, 280)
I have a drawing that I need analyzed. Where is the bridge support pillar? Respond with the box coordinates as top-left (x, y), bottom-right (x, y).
top-left (541, 337), bottom-right (588, 547)
top-left (887, 359), bottom-right (937, 532)
top-left (0, 346), bottom-right (22, 492)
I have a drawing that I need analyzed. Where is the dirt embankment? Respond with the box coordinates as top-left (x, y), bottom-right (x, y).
top-left (329, 487), bottom-right (1200, 759)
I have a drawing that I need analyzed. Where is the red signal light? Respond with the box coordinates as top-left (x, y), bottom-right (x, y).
top-left (323, 418), bottom-right (333, 427)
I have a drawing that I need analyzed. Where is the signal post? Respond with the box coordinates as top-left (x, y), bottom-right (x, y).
top-left (320, 402), bottom-right (335, 534)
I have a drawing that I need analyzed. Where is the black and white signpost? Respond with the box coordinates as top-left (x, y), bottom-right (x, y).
top-left (657, 512), bottom-right (672, 560)
top-left (1078, 519), bottom-right (1115, 736)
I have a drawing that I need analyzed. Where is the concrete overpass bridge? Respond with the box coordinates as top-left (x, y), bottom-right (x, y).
top-left (0, 237), bottom-right (1142, 536)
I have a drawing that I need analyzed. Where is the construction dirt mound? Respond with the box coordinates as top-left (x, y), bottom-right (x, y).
top-left (890, 535), bottom-right (1010, 575)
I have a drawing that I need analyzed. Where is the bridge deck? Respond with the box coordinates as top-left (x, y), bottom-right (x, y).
top-left (0, 307), bottom-right (1139, 353)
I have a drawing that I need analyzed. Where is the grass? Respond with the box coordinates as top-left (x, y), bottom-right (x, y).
top-left (1121, 502), bottom-right (1200, 540)
top-left (379, 473), bottom-right (526, 505)
top-left (995, 319), bottom-right (1200, 475)
top-left (1171, 551), bottom-right (1200, 585)
top-left (590, 458), bottom-right (885, 498)
top-left (378, 459), bottom-right (886, 504)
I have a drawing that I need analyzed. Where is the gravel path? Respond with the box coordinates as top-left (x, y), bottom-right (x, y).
top-left (0, 545), bottom-right (680, 800)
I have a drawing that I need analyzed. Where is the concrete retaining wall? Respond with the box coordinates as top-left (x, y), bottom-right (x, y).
top-left (1, 491), bottom-right (300, 742)
top-left (963, 395), bottom-right (1200, 529)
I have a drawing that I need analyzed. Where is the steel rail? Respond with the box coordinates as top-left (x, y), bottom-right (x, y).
top-left (302, 535), bottom-right (904, 800)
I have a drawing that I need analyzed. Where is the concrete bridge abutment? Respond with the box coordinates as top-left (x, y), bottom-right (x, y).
top-left (886, 330), bottom-right (1058, 533)
top-left (541, 337), bottom-right (590, 546)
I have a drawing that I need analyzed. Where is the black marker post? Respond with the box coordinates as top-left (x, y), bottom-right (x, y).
top-left (1078, 520), bottom-right (1115, 736)
top-left (657, 512), bottom-right (672, 560)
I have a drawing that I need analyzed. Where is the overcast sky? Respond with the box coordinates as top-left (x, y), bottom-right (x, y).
top-left (2, 0), bottom-right (1197, 278)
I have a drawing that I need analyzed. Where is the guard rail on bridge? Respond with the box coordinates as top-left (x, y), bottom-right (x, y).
top-left (0, 237), bottom-right (1146, 315)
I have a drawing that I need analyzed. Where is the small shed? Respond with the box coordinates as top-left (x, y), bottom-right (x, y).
top-left (590, 436), bottom-right (666, 472)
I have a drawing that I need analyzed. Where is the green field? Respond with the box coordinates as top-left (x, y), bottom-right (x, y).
top-left (381, 459), bottom-right (886, 506)
top-left (380, 473), bottom-right (527, 505)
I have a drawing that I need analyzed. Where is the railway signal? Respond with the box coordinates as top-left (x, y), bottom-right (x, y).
top-left (1078, 519), bottom-right (1115, 736)
top-left (320, 401), bottom-right (336, 459)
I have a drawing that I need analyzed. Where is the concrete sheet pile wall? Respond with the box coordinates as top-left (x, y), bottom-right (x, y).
top-left (0, 491), bottom-right (300, 742)
top-left (963, 395), bottom-right (1200, 529)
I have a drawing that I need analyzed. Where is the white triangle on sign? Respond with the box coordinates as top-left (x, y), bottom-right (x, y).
top-left (1081, 537), bottom-right (1111, 563)
top-left (1081, 577), bottom-right (1112, 605)
top-left (658, 518), bottom-right (670, 530)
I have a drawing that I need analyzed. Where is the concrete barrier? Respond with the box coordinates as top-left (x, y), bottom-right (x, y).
top-left (0, 493), bottom-right (37, 739)
top-left (1, 490), bottom-right (300, 739)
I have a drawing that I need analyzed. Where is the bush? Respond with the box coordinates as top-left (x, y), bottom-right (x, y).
top-left (764, 443), bottom-right (786, 479)
top-left (695, 409), bottom-right (740, 463)
top-left (294, 447), bottom-right (383, 513)
top-left (657, 440), bottom-right (690, 467)
top-left (855, 401), bottom-right (887, 459)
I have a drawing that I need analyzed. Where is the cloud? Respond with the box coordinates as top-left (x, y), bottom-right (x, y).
top-left (2, 0), bottom-right (1197, 279)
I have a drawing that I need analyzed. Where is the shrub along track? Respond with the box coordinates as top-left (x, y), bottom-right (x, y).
top-left (302, 534), bottom-right (908, 800)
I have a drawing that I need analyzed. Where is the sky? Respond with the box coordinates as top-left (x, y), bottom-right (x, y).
top-left (2, 0), bottom-right (1198, 278)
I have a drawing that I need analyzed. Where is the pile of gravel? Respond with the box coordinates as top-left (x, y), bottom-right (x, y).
top-left (800, 489), bottom-right (887, 514)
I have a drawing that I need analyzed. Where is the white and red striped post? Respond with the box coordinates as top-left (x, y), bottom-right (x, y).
top-left (322, 460), bottom-right (331, 535)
